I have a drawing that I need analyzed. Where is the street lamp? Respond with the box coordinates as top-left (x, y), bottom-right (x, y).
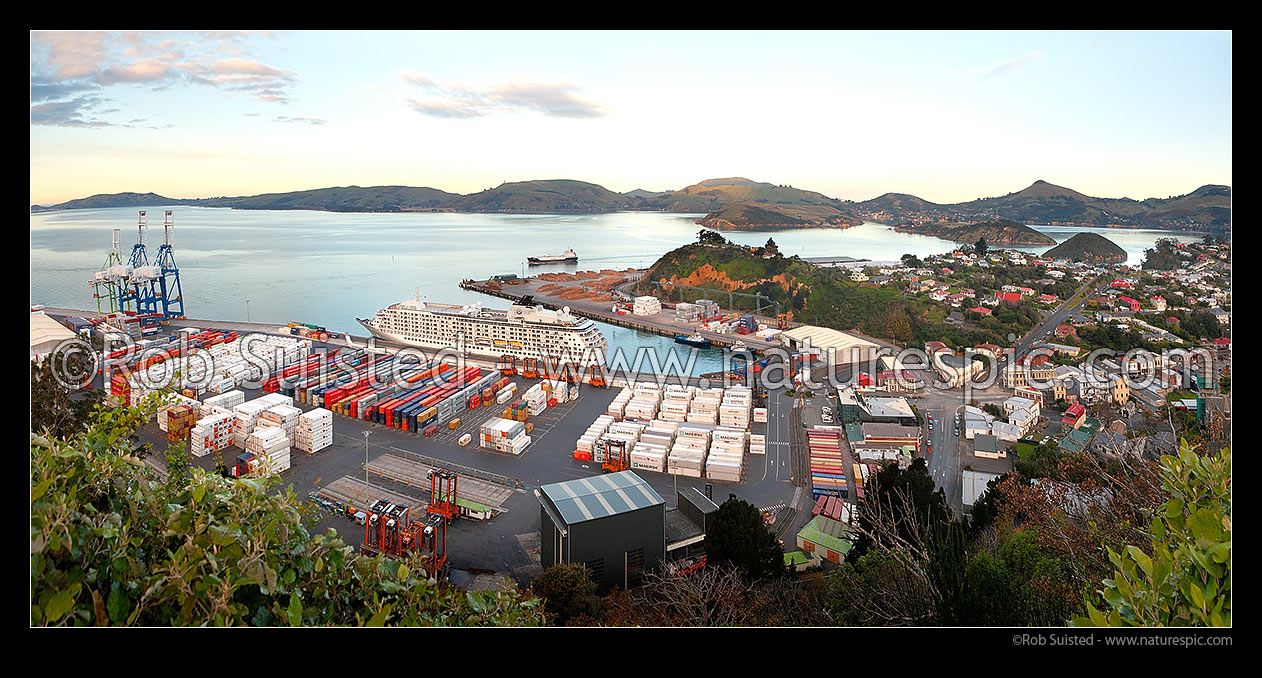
top-left (362, 430), bottom-right (371, 505)
top-left (246, 299), bottom-right (251, 324)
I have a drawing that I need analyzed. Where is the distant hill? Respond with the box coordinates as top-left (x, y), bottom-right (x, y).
top-left (443, 179), bottom-right (633, 213)
top-left (891, 219), bottom-right (1056, 245)
top-left (32, 178), bottom-right (1231, 231)
top-left (634, 177), bottom-right (862, 229)
top-left (858, 192), bottom-right (943, 213)
top-left (698, 202), bottom-right (860, 231)
top-left (31, 192), bottom-right (186, 212)
top-left (1041, 232), bottom-right (1127, 263)
top-left (859, 180), bottom-right (1231, 231)
top-left (193, 185), bottom-right (460, 212)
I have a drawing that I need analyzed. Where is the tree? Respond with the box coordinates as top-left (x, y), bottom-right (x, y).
top-left (901, 253), bottom-right (923, 268)
top-left (981, 403), bottom-right (1004, 419)
top-left (31, 346), bottom-right (105, 441)
top-left (697, 229), bottom-right (727, 246)
top-left (531, 563), bottom-right (603, 626)
top-left (764, 237), bottom-right (779, 256)
top-left (30, 399), bottom-right (546, 627)
top-left (705, 499), bottom-right (785, 580)
top-left (1073, 442), bottom-right (1231, 627)
top-left (975, 237), bottom-right (989, 258)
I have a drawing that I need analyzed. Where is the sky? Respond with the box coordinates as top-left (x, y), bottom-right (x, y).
top-left (29, 30), bottom-right (1232, 206)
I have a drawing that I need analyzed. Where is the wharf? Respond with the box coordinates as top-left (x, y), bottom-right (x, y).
top-left (459, 277), bottom-right (791, 354)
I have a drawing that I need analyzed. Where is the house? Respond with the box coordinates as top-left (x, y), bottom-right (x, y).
top-left (1054, 324), bottom-right (1078, 340)
top-left (1062, 403), bottom-right (1087, 429)
top-left (973, 433), bottom-right (1005, 460)
top-left (1039, 294), bottom-right (1059, 304)
top-left (969, 306), bottom-right (992, 316)
top-left (1117, 296), bottom-right (1141, 312)
top-left (944, 311), bottom-right (964, 326)
top-left (996, 291), bottom-right (1022, 306)
top-left (1150, 296), bottom-right (1167, 311)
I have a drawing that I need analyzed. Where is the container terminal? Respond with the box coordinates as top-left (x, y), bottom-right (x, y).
top-left (34, 211), bottom-right (885, 587)
top-left (39, 305), bottom-right (849, 588)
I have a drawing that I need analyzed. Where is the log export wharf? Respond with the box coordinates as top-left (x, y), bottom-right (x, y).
top-left (459, 272), bottom-right (791, 355)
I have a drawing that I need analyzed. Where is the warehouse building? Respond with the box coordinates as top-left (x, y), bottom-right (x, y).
top-left (780, 325), bottom-right (879, 365)
top-left (536, 471), bottom-right (665, 591)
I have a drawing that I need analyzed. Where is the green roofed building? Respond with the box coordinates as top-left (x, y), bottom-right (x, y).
top-left (796, 515), bottom-right (854, 564)
top-left (536, 471), bottom-right (666, 591)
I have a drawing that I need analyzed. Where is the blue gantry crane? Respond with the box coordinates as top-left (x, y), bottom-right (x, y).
top-left (118, 211), bottom-right (162, 316)
top-left (153, 210), bottom-right (185, 320)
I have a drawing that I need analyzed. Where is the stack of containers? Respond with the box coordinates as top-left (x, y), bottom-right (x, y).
top-left (607, 387), bottom-right (633, 417)
top-left (632, 422), bottom-right (674, 472)
top-left (686, 392), bottom-right (720, 425)
top-left (496, 383), bottom-right (519, 404)
top-left (165, 405), bottom-right (196, 443)
top-left (232, 393), bottom-right (292, 448)
top-left (546, 379), bottom-right (569, 404)
top-left (574, 414), bottom-right (615, 460)
top-left (753, 407), bottom-right (769, 423)
top-left (190, 411), bottom-right (235, 458)
top-left (668, 427), bottom-right (709, 477)
top-left (480, 417), bottom-right (530, 454)
top-left (156, 393), bottom-right (200, 430)
top-left (706, 429), bottom-right (746, 482)
top-left (719, 387), bottom-right (752, 428)
top-left (696, 299), bottom-right (720, 319)
top-left (596, 423), bottom-right (640, 464)
top-left (258, 404), bottom-right (303, 446)
top-left (806, 429), bottom-right (848, 499)
top-left (204, 390), bottom-right (245, 413)
top-left (244, 426), bottom-right (291, 475)
top-left (295, 408), bottom-right (333, 453)
top-left (749, 433), bottom-right (767, 455)
top-left (522, 383), bottom-right (549, 416)
top-left (674, 302), bottom-right (701, 323)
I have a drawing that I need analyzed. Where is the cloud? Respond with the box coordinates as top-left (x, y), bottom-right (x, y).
top-left (398, 71), bottom-right (609, 119)
top-left (974, 51), bottom-right (1046, 82)
top-left (274, 115), bottom-right (327, 125)
top-left (30, 31), bottom-right (300, 127)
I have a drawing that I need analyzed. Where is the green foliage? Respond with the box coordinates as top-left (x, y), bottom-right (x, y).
top-left (1073, 443), bottom-right (1231, 627)
top-left (901, 253), bottom-right (923, 268)
top-left (1042, 232), bottom-right (1127, 263)
top-left (981, 403), bottom-right (1004, 419)
top-left (705, 499), bottom-right (785, 580)
top-left (531, 563), bottom-right (602, 626)
top-left (30, 402), bottom-right (546, 627)
top-left (1142, 238), bottom-right (1183, 271)
top-left (31, 347), bottom-right (105, 440)
top-left (697, 229), bottom-right (729, 246)
top-left (1014, 441), bottom-right (1064, 480)
top-left (975, 236), bottom-right (988, 257)
top-left (848, 459), bottom-right (950, 564)
top-left (963, 530), bottom-right (1082, 625)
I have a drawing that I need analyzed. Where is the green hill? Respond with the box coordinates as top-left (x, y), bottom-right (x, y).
top-left (892, 219), bottom-right (1056, 245)
top-left (1041, 232), bottom-right (1127, 263)
top-left (698, 202), bottom-right (860, 231)
top-left (30, 192), bottom-right (186, 212)
top-left (859, 180), bottom-right (1231, 231)
top-left (634, 241), bottom-right (1029, 347)
top-left (194, 185), bottom-right (460, 212)
top-left (443, 179), bottom-right (632, 213)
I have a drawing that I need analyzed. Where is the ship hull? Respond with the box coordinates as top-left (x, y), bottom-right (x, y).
top-left (527, 256), bottom-right (579, 265)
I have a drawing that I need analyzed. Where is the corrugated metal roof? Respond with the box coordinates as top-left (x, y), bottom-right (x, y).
top-left (539, 470), bottom-right (664, 526)
top-left (782, 325), bottom-right (878, 353)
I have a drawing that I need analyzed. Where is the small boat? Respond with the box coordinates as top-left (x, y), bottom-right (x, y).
top-left (527, 248), bottom-right (578, 265)
top-left (730, 340), bottom-right (749, 352)
top-left (674, 332), bottom-right (711, 348)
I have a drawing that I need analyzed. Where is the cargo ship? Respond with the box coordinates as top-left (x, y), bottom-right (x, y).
top-left (674, 332), bottom-right (711, 348)
top-left (359, 293), bottom-right (607, 366)
top-left (527, 249), bottom-right (578, 265)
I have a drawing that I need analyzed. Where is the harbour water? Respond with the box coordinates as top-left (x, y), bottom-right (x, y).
top-left (30, 206), bottom-right (1212, 375)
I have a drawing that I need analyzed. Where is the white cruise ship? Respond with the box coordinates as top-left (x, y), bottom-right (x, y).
top-left (358, 294), bottom-right (608, 367)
